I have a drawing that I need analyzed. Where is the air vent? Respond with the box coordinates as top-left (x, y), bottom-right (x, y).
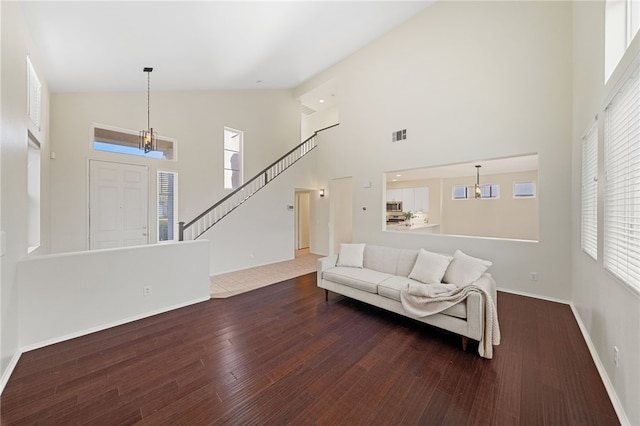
top-left (392, 129), bottom-right (407, 142)
top-left (301, 104), bottom-right (317, 116)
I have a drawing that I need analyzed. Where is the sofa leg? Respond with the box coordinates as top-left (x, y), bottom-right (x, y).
top-left (325, 289), bottom-right (328, 302)
top-left (461, 336), bottom-right (468, 351)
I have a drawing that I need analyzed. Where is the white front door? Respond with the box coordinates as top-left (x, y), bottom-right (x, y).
top-left (89, 160), bottom-right (149, 249)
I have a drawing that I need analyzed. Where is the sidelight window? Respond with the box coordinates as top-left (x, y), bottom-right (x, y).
top-left (158, 171), bottom-right (178, 242)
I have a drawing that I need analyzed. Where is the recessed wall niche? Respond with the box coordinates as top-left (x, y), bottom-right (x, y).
top-left (384, 154), bottom-right (539, 241)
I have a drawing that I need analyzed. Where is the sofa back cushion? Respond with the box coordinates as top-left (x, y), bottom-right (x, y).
top-left (336, 243), bottom-right (366, 268)
top-left (363, 245), bottom-right (400, 274)
top-left (396, 249), bottom-right (420, 277)
top-left (363, 245), bottom-right (420, 277)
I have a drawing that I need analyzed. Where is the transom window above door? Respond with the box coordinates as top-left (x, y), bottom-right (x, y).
top-left (92, 125), bottom-right (176, 160)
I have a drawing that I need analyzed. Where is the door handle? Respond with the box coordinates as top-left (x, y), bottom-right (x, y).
top-left (142, 233), bottom-right (148, 236)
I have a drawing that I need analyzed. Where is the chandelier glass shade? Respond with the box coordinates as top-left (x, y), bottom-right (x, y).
top-left (474, 165), bottom-right (482, 199)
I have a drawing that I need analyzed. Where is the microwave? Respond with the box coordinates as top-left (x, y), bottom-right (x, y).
top-left (386, 201), bottom-right (403, 212)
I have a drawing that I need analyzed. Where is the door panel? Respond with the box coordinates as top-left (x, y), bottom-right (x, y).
top-left (90, 160), bottom-right (149, 250)
top-left (297, 192), bottom-right (310, 249)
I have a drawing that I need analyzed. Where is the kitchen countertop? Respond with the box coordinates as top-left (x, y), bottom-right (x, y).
top-left (385, 222), bottom-right (440, 231)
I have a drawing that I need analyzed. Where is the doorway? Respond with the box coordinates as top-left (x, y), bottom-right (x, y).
top-left (89, 160), bottom-right (149, 249)
top-left (295, 191), bottom-right (310, 250)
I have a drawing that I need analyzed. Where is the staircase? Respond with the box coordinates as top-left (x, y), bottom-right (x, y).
top-left (179, 124), bottom-right (337, 241)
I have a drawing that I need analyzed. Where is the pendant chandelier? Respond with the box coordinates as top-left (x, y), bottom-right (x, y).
top-left (474, 165), bottom-right (482, 199)
top-left (139, 67), bottom-right (157, 153)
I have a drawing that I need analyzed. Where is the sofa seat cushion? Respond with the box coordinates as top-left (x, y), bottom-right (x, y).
top-left (377, 276), bottom-right (418, 301)
top-left (323, 267), bottom-right (393, 294)
top-left (377, 276), bottom-right (468, 319)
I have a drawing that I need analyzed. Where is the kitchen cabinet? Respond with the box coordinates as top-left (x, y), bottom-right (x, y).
top-left (402, 188), bottom-right (415, 212)
top-left (403, 187), bottom-right (430, 212)
top-left (386, 189), bottom-right (402, 202)
top-left (387, 187), bottom-right (429, 212)
top-left (413, 187), bottom-right (429, 212)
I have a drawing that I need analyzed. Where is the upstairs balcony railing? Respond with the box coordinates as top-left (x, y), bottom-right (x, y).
top-left (179, 124), bottom-right (337, 241)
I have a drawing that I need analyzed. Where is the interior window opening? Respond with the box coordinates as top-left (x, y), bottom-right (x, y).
top-left (385, 154), bottom-right (539, 241)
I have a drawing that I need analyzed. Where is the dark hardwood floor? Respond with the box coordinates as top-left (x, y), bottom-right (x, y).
top-left (1, 273), bottom-right (619, 425)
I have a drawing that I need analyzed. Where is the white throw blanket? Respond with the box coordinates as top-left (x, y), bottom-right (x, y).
top-left (400, 282), bottom-right (501, 359)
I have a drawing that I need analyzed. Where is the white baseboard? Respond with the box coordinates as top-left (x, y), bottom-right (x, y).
top-left (0, 351), bottom-right (22, 395)
top-left (19, 296), bottom-right (210, 354)
top-left (1, 296), bottom-right (209, 396)
top-left (496, 287), bottom-right (571, 305)
top-left (569, 303), bottom-right (630, 426)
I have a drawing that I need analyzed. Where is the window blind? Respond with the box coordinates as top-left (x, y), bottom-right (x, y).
top-left (604, 65), bottom-right (640, 290)
top-left (158, 171), bottom-right (177, 242)
top-left (582, 119), bottom-right (598, 260)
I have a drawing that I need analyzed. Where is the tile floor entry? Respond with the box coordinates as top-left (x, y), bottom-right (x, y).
top-left (210, 248), bottom-right (321, 298)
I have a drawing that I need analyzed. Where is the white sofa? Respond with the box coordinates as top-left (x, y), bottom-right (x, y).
top-left (317, 244), bottom-right (498, 356)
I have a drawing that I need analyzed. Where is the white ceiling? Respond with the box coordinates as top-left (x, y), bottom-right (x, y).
top-left (20, 1), bottom-right (433, 94)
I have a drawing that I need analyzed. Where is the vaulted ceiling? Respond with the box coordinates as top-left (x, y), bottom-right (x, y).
top-left (20, 1), bottom-right (433, 93)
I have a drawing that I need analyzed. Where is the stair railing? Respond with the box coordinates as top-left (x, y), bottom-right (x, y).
top-left (179, 124), bottom-right (338, 241)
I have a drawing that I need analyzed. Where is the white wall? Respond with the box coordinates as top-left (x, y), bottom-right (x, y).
top-left (310, 187), bottom-right (329, 256)
top-left (300, 1), bottom-right (573, 300)
top-left (203, 149), bottom-right (319, 274)
top-left (305, 106), bottom-right (339, 139)
top-left (0, 0), bottom-right (3, 390)
top-left (0, 2), bottom-right (51, 387)
top-left (440, 171), bottom-right (538, 240)
top-left (571, 2), bottom-right (640, 424)
top-left (50, 89), bottom-right (302, 257)
top-left (328, 176), bottom-right (353, 255)
top-left (17, 241), bottom-right (210, 350)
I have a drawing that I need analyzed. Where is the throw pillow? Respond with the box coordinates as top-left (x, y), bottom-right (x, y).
top-left (408, 248), bottom-right (452, 284)
top-left (336, 243), bottom-right (366, 268)
top-left (443, 250), bottom-right (492, 287)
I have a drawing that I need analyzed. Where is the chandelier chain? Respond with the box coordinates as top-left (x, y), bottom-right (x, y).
top-left (147, 71), bottom-right (151, 130)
